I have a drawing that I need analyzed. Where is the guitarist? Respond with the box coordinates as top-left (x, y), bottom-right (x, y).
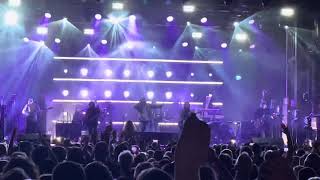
top-left (84, 101), bottom-right (100, 144)
top-left (134, 98), bottom-right (152, 132)
top-left (22, 98), bottom-right (40, 134)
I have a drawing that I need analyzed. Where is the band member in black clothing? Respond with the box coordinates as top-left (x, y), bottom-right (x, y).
top-left (179, 102), bottom-right (191, 130)
top-left (84, 101), bottom-right (100, 144)
top-left (22, 98), bottom-right (40, 134)
top-left (134, 98), bottom-right (152, 132)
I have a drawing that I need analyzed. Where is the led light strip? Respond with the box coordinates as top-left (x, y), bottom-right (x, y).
top-left (51, 99), bottom-right (223, 106)
top-left (53, 78), bottom-right (224, 85)
top-left (54, 56), bottom-right (223, 64)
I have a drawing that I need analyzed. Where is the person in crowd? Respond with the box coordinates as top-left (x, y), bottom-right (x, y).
top-left (120, 121), bottom-right (136, 144)
top-left (136, 168), bottom-right (172, 180)
top-left (118, 150), bottom-right (134, 179)
top-left (85, 161), bottom-right (113, 180)
top-left (52, 161), bottom-right (85, 180)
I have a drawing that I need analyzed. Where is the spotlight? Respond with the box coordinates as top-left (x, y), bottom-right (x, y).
top-left (230, 139), bottom-right (236, 145)
top-left (235, 75), bottom-right (242, 80)
top-left (126, 42), bottom-right (134, 49)
top-left (147, 70), bottom-right (155, 78)
top-left (62, 90), bottom-right (69, 97)
top-left (147, 91), bottom-right (154, 100)
top-left (80, 90), bottom-right (89, 98)
top-left (45, 13), bottom-right (52, 19)
top-left (166, 16), bottom-right (174, 22)
top-left (112, 2), bottom-right (124, 10)
top-left (129, 15), bottom-right (136, 21)
top-left (249, 44), bottom-right (256, 49)
top-left (235, 33), bottom-right (248, 42)
top-left (190, 72), bottom-right (195, 77)
top-left (152, 46), bottom-right (156, 49)
top-left (209, 73), bottom-right (213, 77)
top-left (4, 10), bottom-right (18, 26)
top-left (80, 68), bottom-right (88, 76)
top-left (123, 70), bottom-right (131, 77)
top-left (166, 71), bottom-right (173, 78)
top-left (23, 37), bottom-right (29, 42)
top-left (101, 39), bottom-right (108, 45)
top-left (183, 5), bottom-right (195, 13)
top-left (208, 93), bottom-right (213, 97)
top-left (39, 41), bottom-right (45, 46)
top-left (233, 21), bottom-right (239, 27)
top-left (284, 25), bottom-right (289, 29)
top-left (86, 43), bottom-right (91, 47)
top-left (192, 32), bottom-right (202, 39)
top-left (194, 46), bottom-right (199, 50)
top-left (181, 42), bottom-right (188, 47)
top-left (200, 17), bottom-right (207, 23)
top-left (104, 90), bottom-right (112, 98)
top-left (105, 69), bottom-right (113, 77)
top-left (63, 69), bottom-right (68, 74)
top-left (186, 21), bottom-right (191, 26)
top-left (248, 19), bottom-right (255, 24)
top-left (281, 7), bottom-right (295, 17)
top-left (221, 43), bottom-right (228, 48)
top-left (8, 0), bottom-right (21, 7)
top-left (37, 26), bottom-right (48, 35)
top-left (190, 93), bottom-right (194, 97)
top-left (109, 17), bottom-right (121, 24)
top-left (123, 91), bottom-right (130, 98)
top-left (95, 13), bottom-right (102, 20)
top-left (54, 38), bottom-right (61, 44)
top-left (84, 28), bottom-right (94, 35)
top-left (165, 91), bottom-right (173, 100)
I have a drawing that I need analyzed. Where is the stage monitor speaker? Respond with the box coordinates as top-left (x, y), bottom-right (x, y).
top-left (135, 132), bottom-right (179, 145)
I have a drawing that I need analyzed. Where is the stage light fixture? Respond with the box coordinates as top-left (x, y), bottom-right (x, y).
top-left (235, 33), bottom-right (248, 42)
top-left (190, 72), bottom-right (195, 77)
top-left (190, 93), bottom-right (194, 97)
top-left (62, 90), bottom-right (69, 97)
top-left (192, 32), bottom-right (202, 39)
top-left (183, 5), bottom-right (195, 13)
top-left (123, 91), bottom-right (130, 98)
top-left (37, 26), bottom-right (48, 35)
top-left (235, 75), bottom-right (242, 80)
top-left (45, 13), bottom-right (52, 19)
top-left (281, 7), bottom-right (295, 17)
top-left (248, 19), bottom-right (255, 24)
top-left (123, 70), bottom-right (131, 77)
top-left (166, 16), bottom-right (174, 22)
top-left (166, 71), bottom-right (173, 78)
top-left (165, 91), bottom-right (173, 100)
top-left (200, 17), bottom-right (207, 23)
top-left (233, 21), bottom-right (239, 27)
top-left (80, 68), bottom-right (88, 76)
top-left (23, 37), bottom-right (29, 42)
top-left (284, 25), bottom-right (289, 29)
top-left (182, 42), bottom-right (188, 47)
top-left (80, 90), bottom-right (89, 98)
top-left (147, 70), bottom-right (155, 78)
top-left (187, 21), bottom-right (191, 26)
top-left (95, 13), bottom-right (102, 20)
top-left (54, 38), bottom-right (61, 44)
top-left (112, 2), bottom-right (124, 10)
top-left (4, 10), bottom-right (18, 26)
top-left (194, 46), bottom-right (199, 50)
top-left (129, 15), bottom-right (136, 21)
top-left (147, 91), bottom-right (154, 100)
top-left (104, 90), bottom-right (112, 98)
top-left (221, 43), bottom-right (228, 48)
top-left (209, 73), bottom-right (213, 77)
top-left (208, 93), bottom-right (213, 97)
top-left (84, 28), bottom-right (94, 35)
top-left (250, 44), bottom-right (256, 49)
top-left (109, 17), bottom-right (121, 25)
top-left (63, 69), bottom-right (68, 74)
top-left (39, 41), bottom-right (45, 46)
top-left (9, 0), bottom-right (20, 7)
top-left (105, 69), bottom-right (113, 77)
top-left (152, 46), bottom-right (156, 49)
top-left (101, 39), bottom-right (108, 45)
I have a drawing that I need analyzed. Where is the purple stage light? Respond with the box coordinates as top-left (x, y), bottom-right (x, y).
top-left (147, 70), bottom-right (155, 78)
top-left (250, 44), bottom-right (256, 49)
top-left (105, 69), bottom-right (113, 77)
top-left (183, 5), bottom-right (195, 13)
top-left (200, 17), bottom-right (207, 23)
top-left (187, 21), bottom-right (191, 26)
top-left (192, 32), bottom-right (202, 39)
top-left (209, 73), bottom-right (213, 77)
top-left (104, 90), bottom-right (112, 98)
top-left (62, 90), bottom-right (69, 97)
top-left (147, 91), bottom-right (154, 100)
top-left (235, 33), bottom-right (248, 42)
top-left (165, 91), bottom-right (173, 100)
top-left (80, 90), bottom-right (89, 98)
top-left (190, 72), bottom-right (195, 77)
top-left (190, 93), bottom-right (194, 97)
top-left (166, 16), bottom-right (174, 22)
top-left (182, 42), bottom-right (188, 47)
top-left (166, 71), bottom-right (173, 78)
top-left (123, 70), bottom-right (131, 77)
top-left (112, 2), bottom-right (124, 10)
top-left (37, 26), bottom-right (48, 35)
top-left (45, 13), bottom-right (52, 19)
top-left (39, 41), bottom-right (45, 46)
top-left (129, 15), bottom-right (136, 21)
top-left (9, 0), bottom-right (21, 7)
top-left (221, 43), bottom-right (228, 48)
top-left (235, 75), bottom-right (242, 80)
top-left (63, 69), bottom-right (68, 74)
top-left (23, 37), bottom-right (29, 42)
top-left (84, 28), bottom-right (94, 35)
top-left (208, 93), bottom-right (213, 97)
top-left (248, 19), bottom-right (255, 24)
top-left (126, 42), bottom-right (134, 49)
top-left (54, 38), bottom-right (61, 44)
top-left (123, 91), bottom-right (130, 98)
top-left (101, 39), bottom-right (108, 45)
top-left (5, 10), bottom-right (18, 26)
top-left (110, 17), bottom-right (121, 25)
top-left (233, 21), bottom-right (240, 27)
top-left (95, 14), bottom-right (102, 20)
top-left (195, 46), bottom-right (199, 50)
top-left (80, 68), bottom-right (88, 76)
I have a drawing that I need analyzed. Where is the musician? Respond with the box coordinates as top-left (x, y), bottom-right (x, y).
top-left (84, 101), bottom-right (100, 144)
top-left (179, 102), bottom-right (191, 130)
top-left (22, 98), bottom-right (40, 134)
top-left (134, 98), bottom-right (152, 132)
top-left (254, 102), bottom-right (271, 138)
